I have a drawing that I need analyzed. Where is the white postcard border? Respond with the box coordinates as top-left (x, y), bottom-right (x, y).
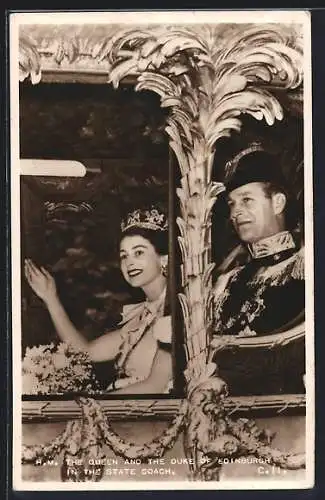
top-left (10, 9), bottom-right (314, 491)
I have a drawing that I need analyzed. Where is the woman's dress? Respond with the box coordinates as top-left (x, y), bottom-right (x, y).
top-left (104, 290), bottom-right (173, 393)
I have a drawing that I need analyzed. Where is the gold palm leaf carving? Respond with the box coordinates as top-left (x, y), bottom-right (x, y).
top-left (19, 34), bottom-right (42, 84)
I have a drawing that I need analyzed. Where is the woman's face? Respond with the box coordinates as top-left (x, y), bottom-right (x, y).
top-left (119, 235), bottom-right (163, 289)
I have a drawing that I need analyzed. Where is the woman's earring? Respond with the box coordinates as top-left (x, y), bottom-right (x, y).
top-left (161, 262), bottom-right (168, 277)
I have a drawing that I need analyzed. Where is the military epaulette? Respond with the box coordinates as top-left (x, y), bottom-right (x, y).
top-left (291, 246), bottom-right (305, 281)
top-left (251, 246), bottom-right (305, 288)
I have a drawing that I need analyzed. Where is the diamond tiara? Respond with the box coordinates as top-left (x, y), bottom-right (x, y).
top-left (121, 208), bottom-right (168, 233)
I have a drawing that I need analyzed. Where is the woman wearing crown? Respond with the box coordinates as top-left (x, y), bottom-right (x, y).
top-left (24, 207), bottom-right (173, 394)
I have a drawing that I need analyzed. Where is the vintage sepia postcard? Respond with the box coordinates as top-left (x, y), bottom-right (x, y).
top-left (10, 10), bottom-right (314, 490)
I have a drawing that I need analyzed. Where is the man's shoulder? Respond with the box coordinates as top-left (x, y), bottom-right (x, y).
top-left (290, 245), bottom-right (305, 280)
top-left (257, 245), bottom-right (305, 284)
top-left (213, 244), bottom-right (304, 293)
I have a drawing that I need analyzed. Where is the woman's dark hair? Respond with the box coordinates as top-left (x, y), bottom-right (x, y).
top-left (119, 227), bottom-right (169, 256)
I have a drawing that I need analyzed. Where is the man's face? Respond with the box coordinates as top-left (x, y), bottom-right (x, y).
top-left (227, 182), bottom-right (283, 244)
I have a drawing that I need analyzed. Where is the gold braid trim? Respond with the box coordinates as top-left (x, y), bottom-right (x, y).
top-left (250, 246), bottom-right (305, 288)
top-left (291, 246), bottom-right (305, 281)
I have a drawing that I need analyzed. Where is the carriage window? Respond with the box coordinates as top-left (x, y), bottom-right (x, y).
top-left (210, 109), bottom-right (305, 399)
top-left (20, 82), bottom-right (185, 398)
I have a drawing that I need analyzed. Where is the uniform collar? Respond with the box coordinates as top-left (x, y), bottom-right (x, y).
top-left (248, 231), bottom-right (296, 260)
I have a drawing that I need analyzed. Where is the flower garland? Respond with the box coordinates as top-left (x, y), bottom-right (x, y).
top-left (22, 390), bottom-right (305, 481)
top-left (22, 397), bottom-right (188, 480)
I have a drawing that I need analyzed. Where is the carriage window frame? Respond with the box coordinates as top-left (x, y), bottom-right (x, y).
top-left (19, 69), bottom-right (306, 422)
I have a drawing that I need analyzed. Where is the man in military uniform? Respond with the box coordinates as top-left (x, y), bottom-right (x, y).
top-left (212, 145), bottom-right (305, 396)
